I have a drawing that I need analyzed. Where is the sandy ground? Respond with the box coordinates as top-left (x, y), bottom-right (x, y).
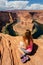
top-left (0, 33), bottom-right (43, 65)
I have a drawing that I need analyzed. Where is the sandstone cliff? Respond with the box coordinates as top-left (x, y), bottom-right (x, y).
top-left (0, 33), bottom-right (43, 65)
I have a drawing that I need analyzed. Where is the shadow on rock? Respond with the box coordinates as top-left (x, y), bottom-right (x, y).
top-left (29, 43), bottom-right (38, 56)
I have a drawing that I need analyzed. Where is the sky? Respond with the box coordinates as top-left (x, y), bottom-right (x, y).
top-left (0, 0), bottom-right (43, 11)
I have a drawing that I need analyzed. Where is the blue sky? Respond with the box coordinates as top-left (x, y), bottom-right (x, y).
top-left (0, 0), bottom-right (43, 11)
top-left (8, 0), bottom-right (43, 4)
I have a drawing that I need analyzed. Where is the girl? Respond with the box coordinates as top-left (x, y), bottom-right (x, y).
top-left (18, 30), bottom-right (33, 63)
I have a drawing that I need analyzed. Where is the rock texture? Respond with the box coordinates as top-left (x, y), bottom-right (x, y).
top-left (0, 10), bottom-right (43, 65)
top-left (0, 10), bottom-right (43, 34)
top-left (0, 33), bottom-right (43, 65)
top-left (0, 11), bottom-right (18, 32)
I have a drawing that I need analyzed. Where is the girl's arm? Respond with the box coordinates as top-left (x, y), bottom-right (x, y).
top-left (18, 46), bottom-right (30, 54)
top-left (18, 47), bottom-right (25, 55)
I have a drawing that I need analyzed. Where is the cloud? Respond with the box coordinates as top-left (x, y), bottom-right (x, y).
top-left (0, 0), bottom-right (43, 10)
top-left (0, 0), bottom-right (7, 6)
top-left (0, 0), bottom-right (29, 10)
top-left (0, 0), bottom-right (7, 10)
top-left (25, 4), bottom-right (43, 10)
top-left (6, 1), bottom-right (29, 10)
